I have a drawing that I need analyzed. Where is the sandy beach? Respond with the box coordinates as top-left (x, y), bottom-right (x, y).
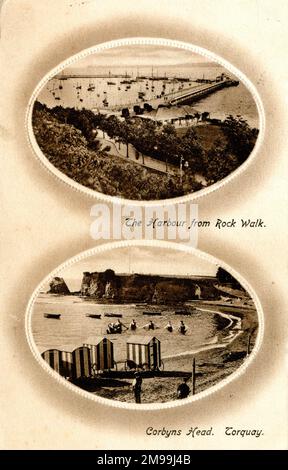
top-left (70, 303), bottom-right (258, 404)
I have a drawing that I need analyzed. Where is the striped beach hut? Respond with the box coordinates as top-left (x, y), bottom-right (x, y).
top-left (61, 344), bottom-right (92, 379)
top-left (40, 348), bottom-right (73, 378)
top-left (83, 336), bottom-right (114, 372)
top-left (41, 348), bottom-right (62, 375)
top-left (126, 336), bottom-right (161, 370)
top-left (61, 350), bottom-right (74, 378)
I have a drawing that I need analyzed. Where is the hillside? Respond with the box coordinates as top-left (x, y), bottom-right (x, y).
top-left (32, 105), bottom-right (201, 200)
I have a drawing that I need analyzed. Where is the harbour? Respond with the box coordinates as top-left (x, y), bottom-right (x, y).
top-left (31, 47), bottom-right (260, 201)
top-left (38, 65), bottom-right (258, 128)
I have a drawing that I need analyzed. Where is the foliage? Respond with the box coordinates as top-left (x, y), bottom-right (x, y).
top-left (216, 268), bottom-right (242, 288)
top-left (32, 102), bottom-right (258, 199)
top-left (222, 115), bottom-right (259, 164)
top-left (203, 139), bottom-right (239, 184)
top-left (32, 104), bottom-right (190, 199)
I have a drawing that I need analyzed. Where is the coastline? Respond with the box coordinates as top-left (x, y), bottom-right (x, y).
top-left (64, 304), bottom-right (258, 404)
top-left (162, 307), bottom-right (243, 360)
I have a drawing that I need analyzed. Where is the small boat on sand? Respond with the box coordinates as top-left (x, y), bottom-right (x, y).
top-left (143, 311), bottom-right (162, 316)
top-left (86, 314), bottom-right (101, 319)
top-left (104, 313), bottom-right (123, 318)
top-left (44, 313), bottom-right (61, 319)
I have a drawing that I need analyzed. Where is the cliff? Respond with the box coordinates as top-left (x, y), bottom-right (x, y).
top-left (48, 277), bottom-right (70, 295)
top-left (80, 270), bottom-right (220, 304)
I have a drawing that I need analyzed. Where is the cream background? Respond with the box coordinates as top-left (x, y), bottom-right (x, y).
top-left (0, 0), bottom-right (287, 449)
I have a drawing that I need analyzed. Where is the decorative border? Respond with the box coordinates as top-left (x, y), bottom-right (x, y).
top-left (25, 240), bottom-right (264, 411)
top-left (26, 37), bottom-right (265, 206)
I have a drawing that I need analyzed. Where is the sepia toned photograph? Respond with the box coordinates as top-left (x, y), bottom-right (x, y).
top-left (30, 40), bottom-right (261, 201)
top-left (27, 244), bottom-right (260, 405)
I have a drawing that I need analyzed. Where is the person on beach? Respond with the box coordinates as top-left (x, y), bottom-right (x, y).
top-left (106, 323), bottom-right (114, 334)
top-left (165, 321), bottom-right (173, 332)
top-left (130, 319), bottom-right (137, 331)
top-left (132, 372), bottom-right (143, 404)
top-left (142, 320), bottom-right (158, 330)
top-left (177, 378), bottom-right (190, 399)
top-left (178, 320), bottom-right (188, 335)
top-left (114, 319), bottom-right (128, 333)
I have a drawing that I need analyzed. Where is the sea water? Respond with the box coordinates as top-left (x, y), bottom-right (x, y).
top-left (37, 65), bottom-right (259, 128)
top-left (31, 293), bottom-right (239, 362)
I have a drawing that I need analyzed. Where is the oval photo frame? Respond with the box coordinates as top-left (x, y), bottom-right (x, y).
top-left (25, 240), bottom-right (264, 410)
top-left (26, 37), bottom-right (265, 205)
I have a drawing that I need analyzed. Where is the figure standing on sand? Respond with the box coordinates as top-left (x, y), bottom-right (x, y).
top-left (130, 319), bottom-right (137, 331)
top-left (114, 319), bottom-right (128, 333)
top-left (165, 321), bottom-right (173, 332)
top-left (142, 320), bottom-right (159, 330)
top-left (177, 377), bottom-right (190, 399)
top-left (106, 322), bottom-right (114, 334)
top-left (178, 320), bottom-right (188, 335)
top-left (106, 319), bottom-right (128, 334)
top-left (107, 318), bottom-right (187, 334)
top-left (132, 372), bottom-right (143, 404)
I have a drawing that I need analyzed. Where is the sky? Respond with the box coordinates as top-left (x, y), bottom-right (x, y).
top-left (56, 246), bottom-right (218, 288)
top-left (65, 44), bottom-right (215, 71)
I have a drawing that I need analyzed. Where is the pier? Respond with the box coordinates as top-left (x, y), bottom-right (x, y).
top-left (169, 79), bottom-right (239, 106)
top-left (53, 73), bottom-right (239, 116)
top-left (56, 73), bottom-right (132, 80)
top-left (97, 78), bottom-right (239, 114)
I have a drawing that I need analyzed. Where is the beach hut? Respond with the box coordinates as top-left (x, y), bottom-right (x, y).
top-left (83, 336), bottom-right (114, 372)
top-left (41, 348), bottom-right (62, 374)
top-left (40, 348), bottom-right (73, 378)
top-left (61, 344), bottom-right (92, 379)
top-left (72, 346), bottom-right (91, 379)
top-left (126, 335), bottom-right (161, 370)
top-left (60, 350), bottom-right (74, 378)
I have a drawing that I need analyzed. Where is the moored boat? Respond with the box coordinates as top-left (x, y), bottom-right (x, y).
top-left (104, 313), bottom-right (123, 318)
top-left (143, 311), bottom-right (162, 316)
top-left (86, 314), bottom-right (101, 319)
top-left (44, 313), bottom-right (61, 319)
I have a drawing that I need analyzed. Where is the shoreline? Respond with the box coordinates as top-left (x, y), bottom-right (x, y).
top-left (35, 294), bottom-right (258, 403)
top-left (78, 318), bottom-right (258, 403)
top-left (162, 307), bottom-right (243, 360)
top-left (35, 294), bottom-right (252, 357)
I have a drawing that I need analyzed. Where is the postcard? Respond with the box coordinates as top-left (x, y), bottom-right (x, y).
top-left (0, 0), bottom-right (287, 451)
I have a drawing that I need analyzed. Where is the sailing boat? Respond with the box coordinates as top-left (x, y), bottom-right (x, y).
top-left (88, 82), bottom-right (95, 91)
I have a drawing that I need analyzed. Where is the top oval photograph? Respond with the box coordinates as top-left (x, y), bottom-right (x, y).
top-left (29, 39), bottom-right (262, 202)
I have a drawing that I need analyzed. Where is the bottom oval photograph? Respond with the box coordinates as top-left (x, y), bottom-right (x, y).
top-left (26, 241), bottom-right (262, 408)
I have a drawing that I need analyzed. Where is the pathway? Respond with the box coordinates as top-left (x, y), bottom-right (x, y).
top-left (97, 132), bottom-right (207, 185)
top-left (97, 132), bottom-right (179, 175)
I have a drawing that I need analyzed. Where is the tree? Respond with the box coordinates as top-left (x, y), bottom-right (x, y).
top-left (117, 120), bottom-right (135, 158)
top-left (222, 115), bottom-right (258, 164)
top-left (203, 140), bottom-right (239, 184)
top-left (178, 127), bottom-right (204, 172)
top-left (155, 124), bottom-right (181, 165)
top-left (101, 115), bottom-right (121, 140)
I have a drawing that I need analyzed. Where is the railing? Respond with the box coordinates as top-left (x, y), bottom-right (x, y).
top-left (169, 81), bottom-right (229, 105)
